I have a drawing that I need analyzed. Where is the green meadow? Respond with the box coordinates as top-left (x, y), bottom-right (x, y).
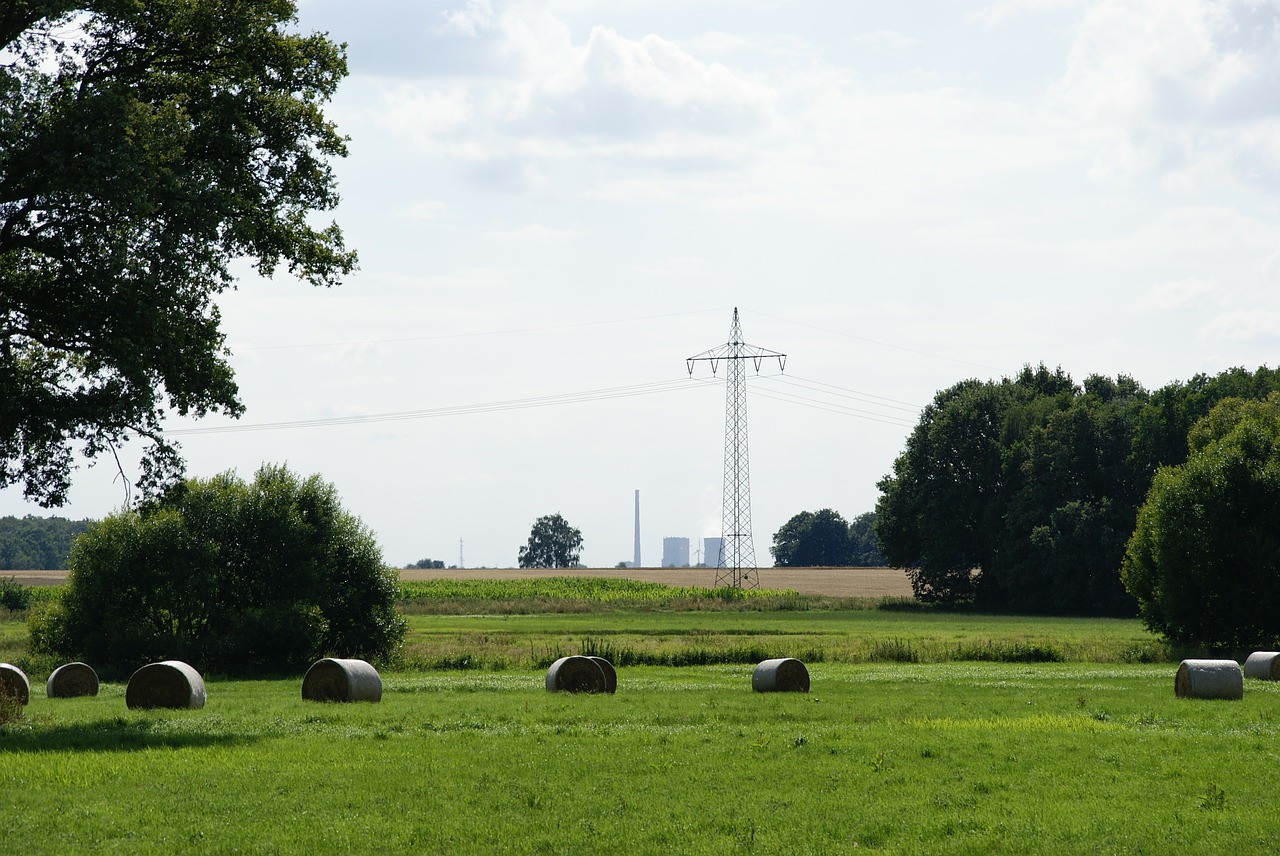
top-left (2, 582), bottom-right (1278, 854)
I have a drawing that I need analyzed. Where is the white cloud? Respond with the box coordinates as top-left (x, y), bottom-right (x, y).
top-left (1142, 277), bottom-right (1217, 310)
top-left (973, 0), bottom-right (1085, 26)
top-left (404, 200), bottom-right (451, 220)
top-left (1054, 0), bottom-right (1280, 190)
top-left (849, 30), bottom-right (923, 51)
top-left (1199, 309), bottom-right (1280, 342)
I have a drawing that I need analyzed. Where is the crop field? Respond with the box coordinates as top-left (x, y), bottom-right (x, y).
top-left (3, 565), bottom-right (917, 598)
top-left (3, 581), bottom-right (1278, 853)
top-left (397, 565), bottom-right (915, 599)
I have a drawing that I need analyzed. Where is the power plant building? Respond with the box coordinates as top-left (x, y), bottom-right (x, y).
top-left (704, 537), bottom-right (724, 568)
top-left (662, 537), bottom-right (690, 568)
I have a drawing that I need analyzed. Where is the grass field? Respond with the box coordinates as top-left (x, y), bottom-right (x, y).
top-left (4, 661), bottom-right (1280, 854)
top-left (1, 578), bottom-right (1273, 853)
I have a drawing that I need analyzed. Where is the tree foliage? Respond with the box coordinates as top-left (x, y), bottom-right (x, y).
top-left (0, 514), bottom-right (92, 569)
top-left (876, 365), bottom-right (1280, 615)
top-left (848, 512), bottom-right (885, 567)
top-left (517, 513), bottom-right (583, 569)
top-left (1122, 394), bottom-right (1280, 650)
top-left (1, 1), bottom-right (355, 504)
top-left (29, 465), bottom-right (404, 674)
top-left (771, 509), bottom-right (851, 567)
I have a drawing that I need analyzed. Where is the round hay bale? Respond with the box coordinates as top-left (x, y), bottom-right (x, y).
top-left (125, 661), bottom-right (206, 710)
top-left (588, 656), bottom-right (617, 694)
top-left (46, 662), bottom-right (99, 698)
top-left (301, 658), bottom-right (383, 703)
top-left (545, 655), bottom-right (606, 693)
top-left (0, 662), bottom-right (30, 706)
top-left (1175, 659), bottom-right (1242, 700)
top-left (752, 658), bottom-right (810, 693)
top-left (1244, 651), bottom-right (1280, 681)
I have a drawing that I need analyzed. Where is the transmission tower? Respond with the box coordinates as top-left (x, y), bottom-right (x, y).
top-left (687, 308), bottom-right (786, 588)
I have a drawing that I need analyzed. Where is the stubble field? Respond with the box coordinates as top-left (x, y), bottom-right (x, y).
top-left (398, 565), bottom-right (914, 598)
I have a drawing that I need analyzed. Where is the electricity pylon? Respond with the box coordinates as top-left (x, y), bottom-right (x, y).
top-left (687, 308), bottom-right (786, 588)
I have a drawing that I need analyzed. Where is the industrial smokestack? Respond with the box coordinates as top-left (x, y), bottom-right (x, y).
top-left (633, 489), bottom-right (641, 569)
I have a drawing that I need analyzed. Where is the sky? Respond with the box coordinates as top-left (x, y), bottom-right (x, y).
top-left (5, 0), bottom-right (1280, 570)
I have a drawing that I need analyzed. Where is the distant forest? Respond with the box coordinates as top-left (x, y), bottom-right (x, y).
top-left (0, 515), bottom-right (94, 570)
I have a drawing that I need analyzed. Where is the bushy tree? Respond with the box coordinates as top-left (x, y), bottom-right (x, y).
top-left (29, 465), bottom-right (404, 674)
top-left (876, 365), bottom-right (1145, 612)
top-left (878, 364), bottom-right (1280, 614)
top-left (771, 509), bottom-right (853, 567)
top-left (1122, 395), bottom-right (1280, 650)
top-left (1, 1), bottom-right (355, 504)
top-left (518, 514), bottom-right (582, 568)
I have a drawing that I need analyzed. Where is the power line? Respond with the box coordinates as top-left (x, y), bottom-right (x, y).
top-left (234, 307), bottom-right (731, 351)
top-left (163, 378), bottom-right (700, 436)
top-left (163, 371), bottom-right (924, 438)
top-left (752, 310), bottom-right (1003, 372)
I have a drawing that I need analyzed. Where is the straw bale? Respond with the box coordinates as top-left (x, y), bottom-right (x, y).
top-left (1244, 651), bottom-right (1280, 681)
top-left (1174, 659), bottom-right (1242, 700)
top-left (301, 658), bottom-right (383, 702)
top-left (125, 661), bottom-right (206, 709)
top-left (752, 658), bottom-right (810, 693)
top-left (588, 656), bottom-right (617, 694)
top-left (0, 662), bottom-right (30, 705)
top-left (46, 662), bottom-right (99, 698)
top-left (545, 655), bottom-right (606, 693)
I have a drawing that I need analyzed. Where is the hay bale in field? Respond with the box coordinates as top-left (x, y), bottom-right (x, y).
top-left (301, 658), bottom-right (383, 703)
top-left (545, 655), bottom-right (606, 693)
top-left (125, 661), bottom-right (206, 710)
top-left (1175, 659), bottom-right (1242, 700)
top-left (752, 658), bottom-right (810, 693)
top-left (1244, 651), bottom-right (1280, 681)
top-left (588, 656), bottom-right (617, 694)
top-left (0, 662), bottom-right (30, 705)
top-left (46, 662), bottom-right (99, 698)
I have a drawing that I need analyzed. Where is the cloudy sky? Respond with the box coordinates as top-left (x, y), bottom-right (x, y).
top-left (6, 0), bottom-right (1280, 570)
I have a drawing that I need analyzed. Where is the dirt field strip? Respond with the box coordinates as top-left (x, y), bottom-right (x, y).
top-left (4, 566), bottom-right (913, 599)
top-left (397, 566), bottom-right (913, 599)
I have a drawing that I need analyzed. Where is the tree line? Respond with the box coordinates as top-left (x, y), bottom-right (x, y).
top-left (0, 515), bottom-right (93, 570)
top-left (770, 510), bottom-right (884, 567)
top-left (874, 364), bottom-right (1280, 618)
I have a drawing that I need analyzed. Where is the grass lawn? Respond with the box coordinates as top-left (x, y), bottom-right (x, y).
top-left (4, 658), bottom-right (1279, 854)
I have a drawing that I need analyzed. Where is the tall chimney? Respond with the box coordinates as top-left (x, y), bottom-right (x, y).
top-left (633, 489), bottom-right (641, 569)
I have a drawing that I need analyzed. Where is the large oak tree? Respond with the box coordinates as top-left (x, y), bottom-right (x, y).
top-left (1, 1), bottom-right (355, 504)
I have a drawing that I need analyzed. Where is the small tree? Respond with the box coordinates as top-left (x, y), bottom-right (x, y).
top-left (771, 509), bottom-right (853, 567)
top-left (518, 514), bottom-right (583, 568)
top-left (29, 465), bottom-right (405, 674)
top-left (1121, 394), bottom-right (1280, 650)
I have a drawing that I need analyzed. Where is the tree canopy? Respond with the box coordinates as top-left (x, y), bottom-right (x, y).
top-left (771, 508), bottom-right (852, 567)
top-left (876, 364), bottom-right (1280, 615)
top-left (518, 513), bottom-right (583, 569)
top-left (29, 464), bottom-right (404, 674)
top-left (0, 514), bottom-right (92, 569)
top-left (1122, 394), bottom-right (1280, 650)
top-left (1, 1), bottom-right (355, 504)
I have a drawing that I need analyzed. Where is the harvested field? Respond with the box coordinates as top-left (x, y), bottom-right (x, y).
top-left (5, 566), bottom-right (914, 599)
top-left (397, 566), bottom-right (912, 599)
top-left (1, 570), bottom-right (66, 587)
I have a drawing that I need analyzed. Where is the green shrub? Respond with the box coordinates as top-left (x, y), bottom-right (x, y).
top-left (0, 578), bottom-right (32, 611)
top-left (31, 464), bottom-right (405, 675)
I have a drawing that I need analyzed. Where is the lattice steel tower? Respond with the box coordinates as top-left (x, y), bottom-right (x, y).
top-left (687, 308), bottom-right (786, 588)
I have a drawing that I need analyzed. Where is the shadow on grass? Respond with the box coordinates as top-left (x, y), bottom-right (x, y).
top-left (0, 717), bottom-right (258, 754)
